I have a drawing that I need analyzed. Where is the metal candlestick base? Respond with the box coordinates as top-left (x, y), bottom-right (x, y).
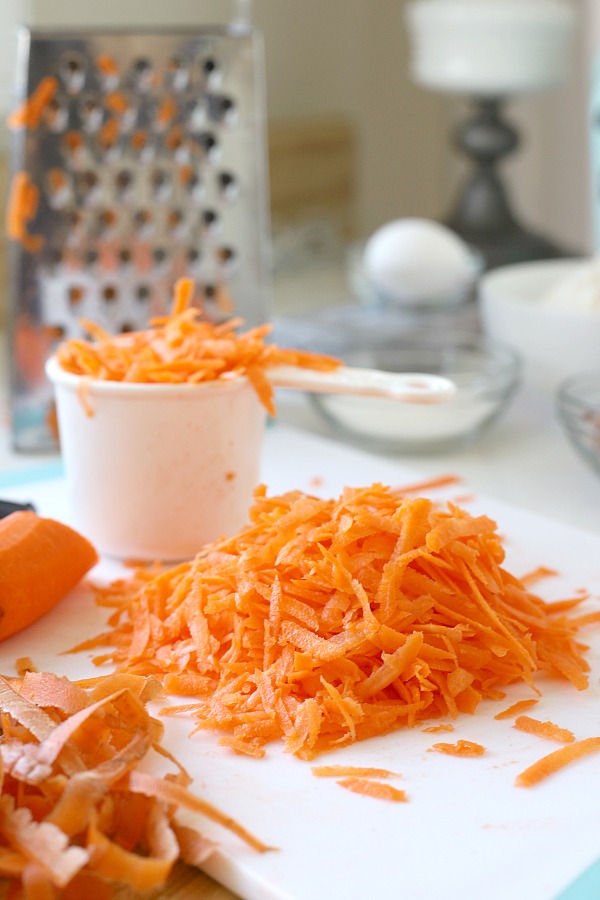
top-left (445, 97), bottom-right (573, 270)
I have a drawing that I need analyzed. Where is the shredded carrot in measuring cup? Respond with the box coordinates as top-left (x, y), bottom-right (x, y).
top-left (55, 277), bottom-right (341, 415)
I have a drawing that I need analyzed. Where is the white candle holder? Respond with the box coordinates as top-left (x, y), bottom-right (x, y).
top-left (405, 0), bottom-right (578, 269)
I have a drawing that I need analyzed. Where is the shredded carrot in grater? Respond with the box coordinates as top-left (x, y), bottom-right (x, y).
top-left (7, 75), bottom-right (59, 129)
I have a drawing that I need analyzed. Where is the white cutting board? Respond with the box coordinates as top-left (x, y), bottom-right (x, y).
top-left (1, 423), bottom-right (600, 900)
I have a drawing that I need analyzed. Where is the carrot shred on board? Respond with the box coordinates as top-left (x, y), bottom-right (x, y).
top-left (74, 484), bottom-right (599, 761)
top-left (422, 723), bottom-right (455, 733)
top-left (513, 715), bottom-right (575, 743)
top-left (515, 737), bottom-right (600, 787)
top-left (336, 777), bottom-right (408, 802)
top-left (0, 671), bottom-right (269, 897)
top-left (55, 277), bottom-right (341, 416)
top-left (311, 765), bottom-right (401, 778)
top-left (428, 739), bottom-right (486, 757)
top-left (494, 698), bottom-right (539, 720)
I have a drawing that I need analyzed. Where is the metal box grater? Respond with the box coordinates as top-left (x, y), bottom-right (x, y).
top-left (6, 25), bottom-right (271, 451)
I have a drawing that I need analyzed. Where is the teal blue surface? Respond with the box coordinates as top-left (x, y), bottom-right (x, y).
top-left (556, 859), bottom-right (600, 900)
top-left (0, 460), bottom-right (64, 489)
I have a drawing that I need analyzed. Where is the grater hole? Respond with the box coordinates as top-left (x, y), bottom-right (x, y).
top-left (76, 170), bottom-right (99, 202)
top-left (166, 56), bottom-right (190, 92)
top-left (44, 323), bottom-right (66, 342)
top-left (120, 322), bottom-right (135, 333)
top-left (80, 97), bottom-right (103, 132)
top-left (84, 248), bottom-right (99, 266)
top-left (97, 209), bottom-right (118, 236)
top-left (134, 209), bottom-right (153, 236)
top-left (98, 118), bottom-right (120, 151)
top-left (164, 125), bottom-right (189, 162)
top-left (115, 169), bottom-right (134, 197)
top-left (217, 170), bottom-right (238, 201)
top-left (68, 285), bottom-right (86, 307)
top-left (48, 248), bottom-right (63, 267)
top-left (217, 245), bottom-right (237, 270)
top-left (45, 97), bottom-right (69, 132)
top-left (130, 130), bottom-right (149, 156)
top-left (102, 284), bottom-right (118, 303)
top-left (201, 209), bottom-right (219, 233)
top-left (186, 247), bottom-right (201, 267)
top-left (118, 247), bottom-right (132, 267)
top-left (131, 57), bottom-right (154, 91)
top-left (136, 284), bottom-right (151, 302)
top-left (186, 98), bottom-right (207, 132)
top-left (209, 94), bottom-right (236, 125)
top-left (150, 167), bottom-right (170, 199)
top-left (62, 131), bottom-right (85, 160)
top-left (59, 52), bottom-right (87, 94)
top-left (153, 246), bottom-right (168, 267)
top-left (64, 209), bottom-right (83, 235)
top-left (201, 57), bottom-right (221, 89)
top-left (96, 53), bottom-right (120, 89)
top-left (46, 168), bottom-right (71, 207)
top-left (167, 208), bottom-right (185, 234)
top-left (197, 131), bottom-right (219, 162)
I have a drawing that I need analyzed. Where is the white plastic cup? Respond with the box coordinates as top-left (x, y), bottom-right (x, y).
top-left (46, 356), bottom-right (267, 561)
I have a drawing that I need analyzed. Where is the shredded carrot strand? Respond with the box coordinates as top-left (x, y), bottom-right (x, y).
top-left (494, 698), bottom-right (539, 720)
top-left (336, 777), bottom-right (408, 802)
top-left (311, 765), bottom-right (400, 778)
top-left (515, 737), bottom-right (600, 787)
top-left (7, 76), bottom-right (59, 129)
top-left (513, 715), bottom-right (575, 743)
top-left (428, 739), bottom-right (485, 757)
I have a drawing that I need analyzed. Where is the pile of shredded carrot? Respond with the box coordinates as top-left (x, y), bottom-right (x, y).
top-left (0, 668), bottom-right (269, 897)
top-left (55, 277), bottom-right (340, 415)
top-left (73, 483), bottom-right (600, 761)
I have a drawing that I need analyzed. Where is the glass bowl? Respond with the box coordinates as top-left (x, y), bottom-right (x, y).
top-left (271, 311), bottom-right (521, 454)
top-left (556, 370), bottom-right (600, 476)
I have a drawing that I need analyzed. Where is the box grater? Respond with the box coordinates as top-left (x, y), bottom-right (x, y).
top-left (6, 25), bottom-right (271, 451)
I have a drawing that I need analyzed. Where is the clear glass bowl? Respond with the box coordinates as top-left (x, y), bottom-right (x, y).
top-left (271, 311), bottom-right (521, 454)
top-left (556, 371), bottom-right (600, 476)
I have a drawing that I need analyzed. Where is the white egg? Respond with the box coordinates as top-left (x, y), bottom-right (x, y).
top-left (362, 218), bottom-right (475, 305)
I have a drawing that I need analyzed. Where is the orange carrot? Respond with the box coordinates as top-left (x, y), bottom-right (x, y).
top-left (422, 723), bottom-right (455, 733)
top-left (336, 777), bottom-right (408, 802)
top-left (494, 698), bottom-right (539, 720)
top-left (428, 739), bottom-right (485, 757)
top-left (0, 511), bottom-right (98, 641)
top-left (55, 277), bottom-right (341, 416)
top-left (515, 737), bottom-right (600, 787)
top-left (513, 715), bottom-right (575, 743)
top-left (311, 765), bottom-right (401, 778)
top-left (7, 76), bottom-right (59, 129)
top-left (73, 485), bottom-right (598, 761)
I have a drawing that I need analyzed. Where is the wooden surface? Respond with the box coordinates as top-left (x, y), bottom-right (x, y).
top-left (0, 864), bottom-right (239, 898)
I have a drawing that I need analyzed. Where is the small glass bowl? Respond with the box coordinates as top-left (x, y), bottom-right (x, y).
top-left (306, 330), bottom-right (520, 454)
top-left (556, 371), bottom-right (600, 476)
